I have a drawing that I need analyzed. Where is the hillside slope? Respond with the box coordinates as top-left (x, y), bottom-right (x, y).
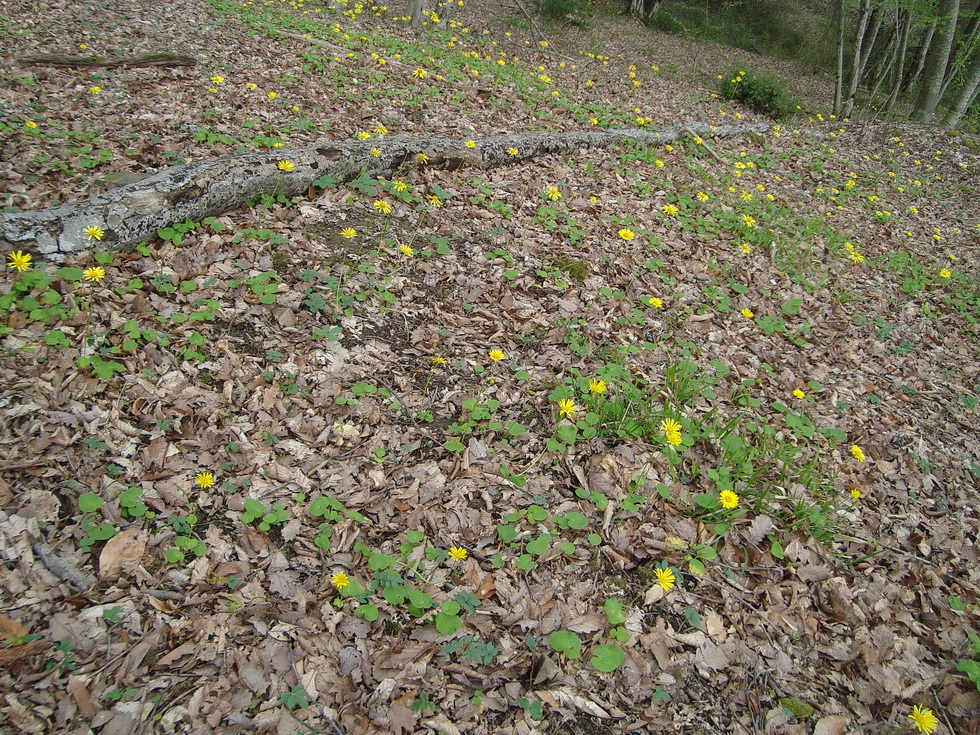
top-left (1, 1), bottom-right (979, 733)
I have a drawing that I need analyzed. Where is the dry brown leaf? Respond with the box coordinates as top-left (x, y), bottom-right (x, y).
top-left (98, 529), bottom-right (147, 582)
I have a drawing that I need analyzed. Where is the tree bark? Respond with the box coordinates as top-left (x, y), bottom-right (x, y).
top-left (912, 0), bottom-right (961, 121)
top-left (937, 0), bottom-right (980, 101)
top-left (883, 9), bottom-right (911, 114)
top-left (842, 0), bottom-right (875, 118)
top-left (833, 0), bottom-right (847, 114)
top-left (630, 0), bottom-right (663, 18)
top-left (942, 47), bottom-right (980, 125)
top-left (409, 0), bottom-right (427, 28)
top-left (1, 123), bottom-right (771, 261)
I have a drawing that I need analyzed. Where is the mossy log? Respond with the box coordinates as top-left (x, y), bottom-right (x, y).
top-left (18, 53), bottom-right (197, 68)
top-left (1, 122), bottom-right (769, 261)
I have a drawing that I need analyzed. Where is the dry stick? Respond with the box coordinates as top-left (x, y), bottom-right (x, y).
top-left (682, 124), bottom-right (723, 161)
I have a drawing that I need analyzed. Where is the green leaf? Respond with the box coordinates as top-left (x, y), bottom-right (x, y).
top-left (497, 524), bottom-right (518, 543)
top-left (78, 493), bottom-right (104, 512)
top-left (435, 611), bottom-right (462, 635)
top-left (590, 643), bottom-right (625, 672)
top-left (507, 421), bottom-right (526, 437)
top-left (443, 438), bottom-right (466, 452)
top-left (45, 330), bottom-right (69, 347)
top-left (565, 512), bottom-right (589, 530)
top-left (515, 554), bottom-right (535, 570)
top-left (56, 267), bottom-right (84, 281)
top-left (548, 630), bottom-right (581, 659)
top-left (688, 558), bottom-right (706, 576)
top-left (604, 598), bottom-right (627, 625)
top-left (526, 533), bottom-right (551, 556)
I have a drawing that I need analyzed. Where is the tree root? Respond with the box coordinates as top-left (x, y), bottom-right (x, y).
top-left (1, 122), bottom-right (770, 261)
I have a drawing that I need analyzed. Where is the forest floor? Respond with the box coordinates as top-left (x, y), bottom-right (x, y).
top-left (1, 0), bottom-right (979, 733)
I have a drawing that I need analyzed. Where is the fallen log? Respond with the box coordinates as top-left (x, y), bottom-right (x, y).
top-left (1, 122), bottom-right (770, 261)
top-left (18, 53), bottom-right (198, 68)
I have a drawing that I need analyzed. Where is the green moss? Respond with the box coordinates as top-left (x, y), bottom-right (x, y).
top-left (551, 257), bottom-right (589, 283)
top-left (779, 697), bottom-right (815, 718)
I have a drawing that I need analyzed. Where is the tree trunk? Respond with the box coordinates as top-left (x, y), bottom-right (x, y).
top-left (883, 10), bottom-right (911, 114)
top-left (912, 0), bottom-right (961, 122)
top-left (842, 0), bottom-right (875, 118)
top-left (937, 0), bottom-right (980, 101)
top-left (0, 123), bottom-right (771, 261)
top-left (833, 0), bottom-right (847, 114)
top-left (630, 0), bottom-right (663, 18)
top-left (942, 48), bottom-right (980, 125)
top-left (409, 0), bottom-right (427, 28)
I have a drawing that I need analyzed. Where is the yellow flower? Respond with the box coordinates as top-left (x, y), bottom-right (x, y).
top-left (400, 244), bottom-right (415, 257)
top-left (719, 490), bottom-right (739, 509)
top-left (647, 296), bottom-right (663, 308)
top-left (557, 398), bottom-right (578, 418)
top-left (374, 200), bottom-right (392, 214)
top-left (266, 91), bottom-right (277, 99)
top-left (373, 124), bottom-right (388, 135)
top-left (849, 251), bottom-right (865, 263)
top-left (79, 43), bottom-right (87, 50)
top-left (741, 308), bottom-right (754, 318)
top-left (662, 204), bottom-right (679, 216)
top-left (741, 214), bottom-right (756, 228)
top-left (83, 225), bottom-right (105, 241)
top-left (277, 160), bottom-right (294, 171)
top-left (465, 140), bottom-right (476, 148)
top-left (246, 83), bottom-right (258, 90)
top-left (665, 431), bottom-right (683, 446)
top-left (939, 268), bottom-right (951, 279)
top-left (739, 243), bottom-right (752, 254)
top-left (25, 121), bottom-right (38, 128)
top-left (195, 471), bottom-right (215, 488)
top-left (82, 266), bottom-right (106, 282)
top-left (88, 86), bottom-right (100, 94)
top-left (908, 705), bottom-right (938, 734)
top-left (331, 571), bottom-right (350, 589)
top-left (850, 445), bottom-right (866, 462)
top-left (850, 488), bottom-right (862, 499)
top-left (618, 228), bottom-right (635, 241)
top-left (416, 152), bottom-right (430, 164)
top-left (793, 389), bottom-right (805, 399)
top-left (370, 147), bottom-right (382, 157)
top-left (696, 191), bottom-right (709, 202)
top-left (545, 186), bottom-right (561, 201)
top-left (355, 131), bottom-right (372, 140)
top-left (588, 378), bottom-right (607, 394)
top-left (340, 227), bottom-right (357, 239)
top-left (489, 349), bottom-right (505, 362)
top-left (654, 567), bottom-right (675, 591)
top-left (272, 142), bottom-right (284, 148)
top-left (430, 356), bottom-right (448, 365)
top-left (209, 75), bottom-right (224, 84)
top-left (6, 250), bottom-right (32, 272)
top-left (392, 180), bottom-right (409, 192)
top-left (655, 159), bottom-right (665, 168)
top-left (412, 67), bottom-right (428, 79)
top-left (448, 546), bottom-right (468, 560)
top-left (660, 418), bottom-right (682, 436)
top-left (507, 147), bottom-right (519, 156)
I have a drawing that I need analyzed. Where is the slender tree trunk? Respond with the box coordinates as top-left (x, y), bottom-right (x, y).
top-left (908, 18), bottom-right (938, 91)
top-left (833, 0), bottom-right (847, 114)
top-left (630, 0), bottom-right (663, 18)
top-left (942, 48), bottom-right (980, 125)
top-left (409, 0), bottom-right (427, 28)
top-left (938, 1), bottom-right (980, 100)
top-left (883, 10), bottom-right (911, 114)
top-left (869, 19), bottom-right (899, 98)
top-left (842, 0), bottom-right (878, 118)
top-left (913, 0), bottom-right (961, 121)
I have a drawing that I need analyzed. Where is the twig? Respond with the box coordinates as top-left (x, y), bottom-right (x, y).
top-left (682, 125), bottom-right (723, 161)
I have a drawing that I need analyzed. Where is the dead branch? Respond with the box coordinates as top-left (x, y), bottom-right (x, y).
top-left (18, 53), bottom-right (197, 68)
top-left (1, 122), bottom-right (771, 260)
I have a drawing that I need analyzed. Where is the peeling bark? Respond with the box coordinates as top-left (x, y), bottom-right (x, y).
top-left (1, 122), bottom-right (769, 261)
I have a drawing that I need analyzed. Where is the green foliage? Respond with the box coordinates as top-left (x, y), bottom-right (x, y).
top-left (534, 0), bottom-right (587, 21)
top-left (721, 69), bottom-right (798, 119)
